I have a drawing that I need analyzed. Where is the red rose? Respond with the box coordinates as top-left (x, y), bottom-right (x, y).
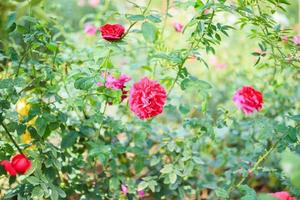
top-left (129, 77), bottom-right (167, 120)
top-left (0, 160), bottom-right (17, 176)
top-left (11, 154), bottom-right (31, 174)
top-left (1, 154), bottom-right (31, 176)
top-left (270, 191), bottom-right (296, 200)
top-left (99, 24), bottom-right (125, 41)
top-left (233, 86), bottom-right (263, 114)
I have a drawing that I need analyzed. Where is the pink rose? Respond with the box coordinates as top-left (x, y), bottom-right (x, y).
top-left (129, 77), bottom-right (167, 120)
top-left (88, 0), bottom-right (100, 7)
top-left (121, 184), bottom-right (128, 195)
top-left (84, 24), bottom-right (97, 36)
top-left (293, 35), bottom-right (300, 45)
top-left (137, 190), bottom-right (145, 198)
top-left (209, 56), bottom-right (227, 70)
top-left (270, 191), bottom-right (296, 200)
top-left (233, 86), bottom-right (263, 114)
top-left (99, 24), bottom-right (125, 41)
top-left (105, 74), bottom-right (131, 90)
top-left (97, 73), bottom-right (131, 103)
top-left (173, 22), bottom-right (183, 32)
top-left (77, 0), bottom-right (85, 7)
top-left (281, 36), bottom-right (289, 44)
top-left (204, 9), bottom-right (210, 15)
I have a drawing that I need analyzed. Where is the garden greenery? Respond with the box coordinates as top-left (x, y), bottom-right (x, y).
top-left (0, 0), bottom-right (299, 199)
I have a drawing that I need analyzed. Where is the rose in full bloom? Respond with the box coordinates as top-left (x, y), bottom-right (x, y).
top-left (233, 86), bottom-right (263, 114)
top-left (11, 154), bottom-right (31, 174)
top-left (84, 24), bottom-right (97, 36)
top-left (173, 22), bottom-right (183, 32)
top-left (270, 191), bottom-right (296, 200)
top-left (0, 160), bottom-right (17, 176)
top-left (129, 77), bottom-right (167, 120)
top-left (0, 154), bottom-right (31, 176)
top-left (293, 36), bottom-right (300, 45)
top-left (99, 24), bottom-right (125, 41)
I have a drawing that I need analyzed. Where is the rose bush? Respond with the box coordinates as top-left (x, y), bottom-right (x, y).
top-left (0, 0), bottom-right (299, 199)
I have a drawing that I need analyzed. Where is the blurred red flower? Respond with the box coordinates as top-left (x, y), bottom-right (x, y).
top-left (11, 154), bottom-right (31, 174)
top-left (173, 22), bottom-right (183, 32)
top-left (270, 191), bottom-right (296, 200)
top-left (129, 77), bottom-right (167, 120)
top-left (233, 86), bottom-right (263, 114)
top-left (99, 24), bottom-right (125, 41)
top-left (0, 154), bottom-right (31, 176)
top-left (0, 160), bottom-right (17, 176)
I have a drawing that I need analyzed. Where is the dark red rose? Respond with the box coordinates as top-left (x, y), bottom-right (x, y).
top-left (11, 154), bottom-right (31, 174)
top-left (99, 24), bottom-right (125, 41)
top-left (0, 160), bottom-right (17, 176)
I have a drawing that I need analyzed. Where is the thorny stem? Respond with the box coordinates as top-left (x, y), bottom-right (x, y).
top-left (0, 121), bottom-right (23, 154)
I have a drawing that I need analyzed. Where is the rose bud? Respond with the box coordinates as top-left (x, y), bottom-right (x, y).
top-left (99, 24), bottom-right (125, 41)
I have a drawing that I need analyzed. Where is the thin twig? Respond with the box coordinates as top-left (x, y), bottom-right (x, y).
top-left (1, 121), bottom-right (23, 154)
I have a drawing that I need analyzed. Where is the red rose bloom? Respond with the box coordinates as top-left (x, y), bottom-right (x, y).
top-left (129, 77), bottom-right (167, 120)
top-left (99, 24), bottom-right (125, 41)
top-left (233, 86), bottom-right (263, 114)
top-left (11, 154), bottom-right (31, 174)
top-left (1, 154), bottom-right (31, 176)
top-left (270, 191), bottom-right (296, 200)
top-left (0, 160), bottom-right (17, 176)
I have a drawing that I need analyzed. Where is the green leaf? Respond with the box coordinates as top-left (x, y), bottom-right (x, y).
top-left (35, 117), bottom-right (47, 137)
top-left (258, 194), bottom-right (277, 200)
top-left (141, 22), bottom-right (158, 42)
top-left (27, 176), bottom-right (40, 186)
top-left (32, 186), bottom-right (44, 198)
top-left (288, 114), bottom-right (300, 121)
top-left (215, 188), bottom-right (229, 199)
top-left (239, 185), bottom-right (257, 200)
top-left (0, 79), bottom-right (13, 89)
top-left (280, 151), bottom-right (300, 190)
top-left (169, 173), bottom-right (177, 184)
top-left (6, 12), bottom-right (16, 31)
top-left (74, 77), bottom-right (95, 90)
top-left (160, 164), bottom-right (173, 174)
top-left (138, 181), bottom-right (148, 190)
top-left (61, 131), bottom-right (79, 149)
top-left (147, 14), bottom-right (162, 23)
top-left (127, 14), bottom-right (145, 21)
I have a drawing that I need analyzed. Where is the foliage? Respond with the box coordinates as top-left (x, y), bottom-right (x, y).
top-left (0, 0), bottom-right (299, 199)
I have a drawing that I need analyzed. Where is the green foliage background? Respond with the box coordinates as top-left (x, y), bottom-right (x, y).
top-left (0, 0), bottom-right (299, 199)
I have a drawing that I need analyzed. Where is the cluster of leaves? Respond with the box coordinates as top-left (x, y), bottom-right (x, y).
top-left (0, 0), bottom-right (299, 199)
